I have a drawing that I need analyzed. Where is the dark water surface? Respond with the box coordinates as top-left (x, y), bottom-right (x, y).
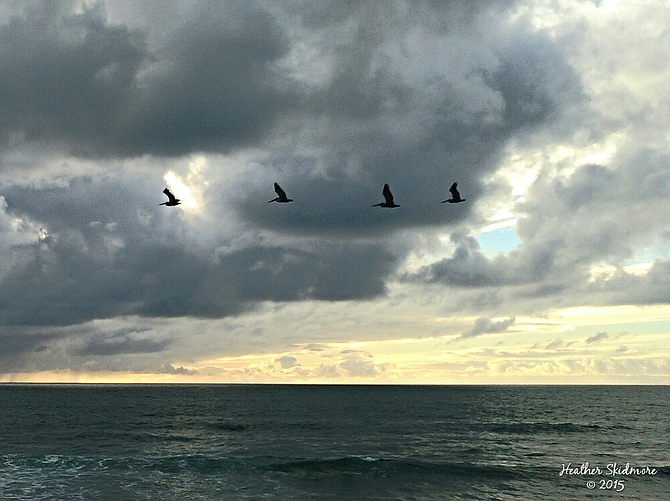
top-left (1, 385), bottom-right (668, 500)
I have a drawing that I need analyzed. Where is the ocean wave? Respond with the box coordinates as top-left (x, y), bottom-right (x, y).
top-left (655, 465), bottom-right (670, 476)
top-left (2, 453), bottom-right (531, 480)
top-left (1, 454), bottom-right (246, 475)
top-left (208, 422), bottom-right (248, 432)
top-left (483, 422), bottom-right (607, 434)
top-left (284, 421), bottom-right (327, 430)
top-left (270, 456), bottom-right (528, 480)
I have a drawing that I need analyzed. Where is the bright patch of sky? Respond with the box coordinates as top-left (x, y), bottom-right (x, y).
top-left (476, 226), bottom-right (521, 255)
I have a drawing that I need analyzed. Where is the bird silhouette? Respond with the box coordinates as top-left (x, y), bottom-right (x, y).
top-left (373, 184), bottom-right (400, 208)
top-left (442, 182), bottom-right (466, 203)
top-left (160, 188), bottom-right (181, 206)
top-left (269, 183), bottom-right (293, 203)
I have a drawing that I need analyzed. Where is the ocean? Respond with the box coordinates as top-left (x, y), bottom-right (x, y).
top-left (0, 384), bottom-right (668, 500)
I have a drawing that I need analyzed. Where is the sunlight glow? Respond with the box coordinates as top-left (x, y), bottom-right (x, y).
top-left (623, 261), bottom-right (654, 276)
top-left (164, 171), bottom-right (197, 210)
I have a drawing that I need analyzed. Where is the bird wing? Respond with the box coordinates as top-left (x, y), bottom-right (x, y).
top-left (274, 183), bottom-right (287, 199)
top-left (383, 183), bottom-right (394, 204)
top-left (163, 188), bottom-right (177, 203)
top-left (449, 182), bottom-right (460, 199)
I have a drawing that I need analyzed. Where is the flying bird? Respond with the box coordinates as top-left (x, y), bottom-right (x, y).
top-left (269, 183), bottom-right (293, 203)
top-left (373, 183), bottom-right (400, 208)
top-left (160, 188), bottom-right (181, 206)
top-left (442, 182), bottom-right (466, 203)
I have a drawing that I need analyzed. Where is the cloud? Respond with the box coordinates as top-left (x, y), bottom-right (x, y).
top-left (73, 333), bottom-right (170, 356)
top-left (275, 355), bottom-right (298, 369)
top-left (0, 331), bottom-right (59, 357)
top-left (587, 259), bottom-right (670, 307)
top-left (408, 148), bottom-right (670, 315)
top-left (407, 224), bottom-right (569, 290)
top-left (313, 363), bottom-right (340, 378)
top-left (234, 1), bottom-right (582, 237)
top-left (0, 1), bottom-right (294, 158)
top-left (461, 316), bottom-right (516, 339)
top-left (340, 359), bottom-right (377, 378)
top-left (160, 363), bottom-right (197, 375)
top-left (0, 0), bottom-right (588, 331)
top-left (585, 332), bottom-right (608, 344)
top-left (431, 356), bottom-right (670, 380)
top-left (302, 344), bottom-right (326, 352)
top-left (0, 176), bottom-right (397, 327)
top-left (3, 0), bottom-right (670, 383)
top-left (545, 338), bottom-right (564, 350)
top-left (0, 3), bottom-right (146, 156)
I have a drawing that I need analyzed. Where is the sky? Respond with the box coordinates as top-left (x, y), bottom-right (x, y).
top-left (1, 0), bottom-right (670, 384)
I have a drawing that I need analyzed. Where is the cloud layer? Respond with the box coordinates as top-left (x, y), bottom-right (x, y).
top-left (0, 1), bottom-right (293, 158)
top-left (2, 0), bottom-right (670, 381)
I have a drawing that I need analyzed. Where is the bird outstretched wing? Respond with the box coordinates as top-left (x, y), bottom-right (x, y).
top-left (449, 182), bottom-right (461, 200)
top-left (382, 183), bottom-right (394, 205)
top-left (163, 188), bottom-right (177, 203)
top-left (274, 183), bottom-right (287, 200)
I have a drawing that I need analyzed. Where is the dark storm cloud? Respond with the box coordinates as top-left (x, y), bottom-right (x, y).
top-left (238, 7), bottom-right (583, 236)
top-left (0, 0), bottom-right (584, 233)
top-left (117, 1), bottom-right (294, 157)
top-left (294, 0), bottom-right (516, 31)
top-left (0, 327), bottom-right (66, 373)
top-left (0, 331), bottom-right (59, 357)
top-left (0, 3), bottom-right (146, 155)
top-left (0, 1), bottom-right (294, 158)
top-left (296, 1), bottom-right (414, 120)
top-left (0, 0), bottom-right (603, 376)
top-left (73, 335), bottom-right (170, 356)
top-left (0, 176), bottom-right (396, 327)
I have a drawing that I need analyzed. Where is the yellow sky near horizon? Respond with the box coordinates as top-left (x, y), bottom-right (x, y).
top-left (5, 303), bottom-right (669, 384)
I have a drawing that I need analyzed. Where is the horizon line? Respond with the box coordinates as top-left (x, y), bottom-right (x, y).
top-left (1, 381), bottom-right (667, 386)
